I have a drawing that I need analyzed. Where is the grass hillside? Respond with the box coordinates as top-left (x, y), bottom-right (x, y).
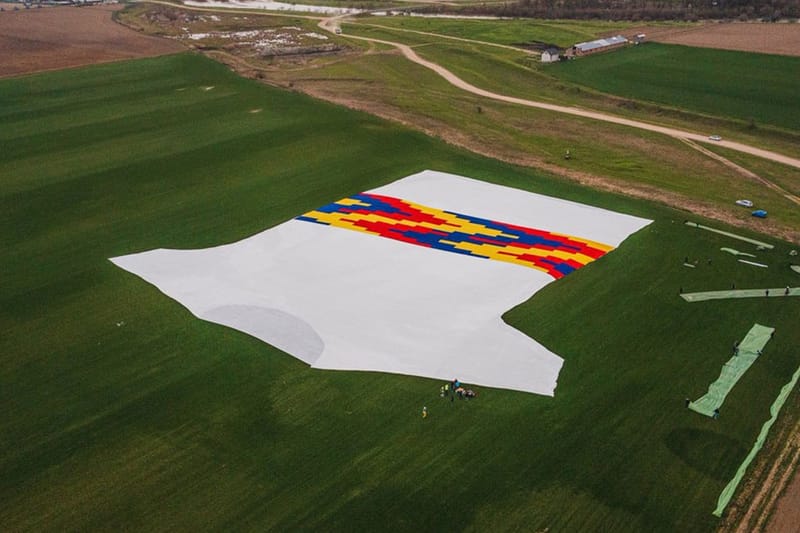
top-left (353, 16), bottom-right (635, 48)
top-left (1, 53), bottom-right (799, 531)
top-left (550, 43), bottom-right (800, 133)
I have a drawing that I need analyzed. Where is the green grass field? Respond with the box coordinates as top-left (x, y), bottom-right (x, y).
top-left (550, 43), bottom-right (800, 133)
top-left (354, 16), bottom-right (636, 48)
top-left (2, 53), bottom-right (800, 531)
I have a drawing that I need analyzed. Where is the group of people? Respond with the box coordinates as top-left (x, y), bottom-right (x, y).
top-left (423, 379), bottom-right (479, 418)
top-left (440, 379), bottom-right (477, 401)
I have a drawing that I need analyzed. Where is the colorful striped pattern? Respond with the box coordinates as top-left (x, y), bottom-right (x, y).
top-left (297, 193), bottom-right (613, 278)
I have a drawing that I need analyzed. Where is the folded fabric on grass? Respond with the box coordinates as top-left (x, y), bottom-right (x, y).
top-left (690, 323), bottom-right (775, 417)
top-left (681, 288), bottom-right (799, 302)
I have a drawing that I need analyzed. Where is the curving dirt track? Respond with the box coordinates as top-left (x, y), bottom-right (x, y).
top-left (318, 16), bottom-right (800, 172)
top-left (0, 4), bottom-right (184, 78)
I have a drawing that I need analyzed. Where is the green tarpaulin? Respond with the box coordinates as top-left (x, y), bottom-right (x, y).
top-left (689, 324), bottom-right (774, 417)
top-left (681, 288), bottom-right (799, 302)
top-left (684, 221), bottom-right (773, 249)
top-left (713, 364), bottom-right (800, 517)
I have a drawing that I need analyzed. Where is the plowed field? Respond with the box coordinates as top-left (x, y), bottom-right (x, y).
top-left (0, 4), bottom-right (184, 78)
top-left (634, 22), bottom-right (800, 57)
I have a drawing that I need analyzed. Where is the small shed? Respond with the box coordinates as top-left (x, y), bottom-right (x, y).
top-left (541, 48), bottom-right (560, 63)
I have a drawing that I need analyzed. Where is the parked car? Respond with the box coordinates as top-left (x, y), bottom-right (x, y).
top-left (752, 210), bottom-right (768, 218)
top-left (709, 135), bottom-right (722, 141)
top-left (735, 199), bottom-right (753, 207)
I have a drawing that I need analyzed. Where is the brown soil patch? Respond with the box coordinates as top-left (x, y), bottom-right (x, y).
top-left (626, 22), bottom-right (800, 57)
top-left (767, 462), bottom-right (800, 533)
top-left (0, 5), bottom-right (185, 78)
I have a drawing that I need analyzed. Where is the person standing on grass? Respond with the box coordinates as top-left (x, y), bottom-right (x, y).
top-left (422, 406), bottom-right (428, 419)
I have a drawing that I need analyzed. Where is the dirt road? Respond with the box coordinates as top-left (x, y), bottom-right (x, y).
top-left (318, 15), bottom-right (800, 171)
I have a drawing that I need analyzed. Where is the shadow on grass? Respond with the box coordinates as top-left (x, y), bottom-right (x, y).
top-left (665, 427), bottom-right (747, 481)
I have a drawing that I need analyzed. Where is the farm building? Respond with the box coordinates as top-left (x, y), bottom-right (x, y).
top-left (541, 48), bottom-right (560, 63)
top-left (566, 35), bottom-right (628, 58)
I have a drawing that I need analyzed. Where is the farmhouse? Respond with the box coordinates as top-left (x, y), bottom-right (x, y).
top-left (566, 35), bottom-right (628, 58)
top-left (540, 47), bottom-right (560, 63)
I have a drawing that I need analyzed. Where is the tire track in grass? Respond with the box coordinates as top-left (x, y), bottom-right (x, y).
top-left (680, 138), bottom-right (800, 207)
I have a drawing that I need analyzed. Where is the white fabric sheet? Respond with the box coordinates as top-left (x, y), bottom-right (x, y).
top-left (111, 170), bottom-right (651, 395)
